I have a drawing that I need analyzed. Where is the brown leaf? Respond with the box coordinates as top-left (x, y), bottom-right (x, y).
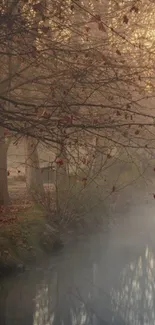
top-left (85, 26), bottom-right (91, 32)
top-left (116, 49), bottom-right (121, 56)
top-left (112, 186), bottom-right (116, 192)
top-left (98, 21), bottom-right (106, 32)
top-left (130, 6), bottom-right (139, 13)
top-left (41, 26), bottom-right (50, 34)
top-left (123, 15), bottom-right (129, 24)
top-left (94, 14), bottom-right (101, 21)
top-left (82, 177), bottom-right (87, 187)
top-left (33, 2), bottom-right (42, 12)
top-left (135, 130), bottom-right (140, 135)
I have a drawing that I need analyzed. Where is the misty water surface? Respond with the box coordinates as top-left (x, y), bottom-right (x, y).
top-left (1, 185), bottom-right (155, 325)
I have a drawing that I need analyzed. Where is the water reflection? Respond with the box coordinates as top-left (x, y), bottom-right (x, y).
top-left (2, 226), bottom-right (155, 324)
top-left (31, 244), bottom-right (155, 325)
top-left (112, 246), bottom-right (155, 325)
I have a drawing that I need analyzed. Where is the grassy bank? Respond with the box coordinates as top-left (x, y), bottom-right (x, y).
top-left (0, 204), bottom-right (60, 275)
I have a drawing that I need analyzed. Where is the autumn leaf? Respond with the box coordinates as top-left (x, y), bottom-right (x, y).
top-left (153, 194), bottom-right (155, 199)
top-left (123, 15), bottom-right (129, 24)
top-left (85, 26), bottom-right (91, 33)
top-left (112, 186), bottom-right (116, 192)
top-left (94, 14), bottom-right (101, 21)
top-left (33, 2), bottom-right (42, 12)
top-left (98, 21), bottom-right (106, 32)
top-left (7, 171), bottom-right (10, 176)
top-left (130, 6), bottom-right (139, 13)
top-left (56, 157), bottom-right (64, 166)
top-left (82, 177), bottom-right (87, 187)
top-left (135, 130), bottom-right (140, 135)
top-left (41, 26), bottom-right (50, 34)
top-left (116, 49), bottom-right (121, 56)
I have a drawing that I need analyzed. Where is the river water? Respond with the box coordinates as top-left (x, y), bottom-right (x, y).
top-left (1, 185), bottom-right (155, 325)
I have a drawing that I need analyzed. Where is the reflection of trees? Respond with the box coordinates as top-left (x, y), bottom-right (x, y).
top-left (4, 240), bottom-right (155, 324)
top-left (33, 243), bottom-right (155, 325)
top-left (111, 246), bottom-right (155, 325)
top-left (32, 236), bottom-right (114, 325)
top-left (33, 261), bottom-right (97, 325)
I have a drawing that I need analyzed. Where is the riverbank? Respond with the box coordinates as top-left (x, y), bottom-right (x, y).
top-left (0, 202), bottom-right (62, 276)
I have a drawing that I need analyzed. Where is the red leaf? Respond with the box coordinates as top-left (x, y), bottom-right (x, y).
top-left (56, 158), bottom-right (64, 166)
top-left (85, 26), bottom-right (91, 32)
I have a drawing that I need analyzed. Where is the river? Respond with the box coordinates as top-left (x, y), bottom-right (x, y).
top-left (1, 184), bottom-right (155, 325)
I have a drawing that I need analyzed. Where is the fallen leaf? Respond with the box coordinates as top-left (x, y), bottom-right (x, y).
top-left (98, 21), bottom-right (106, 32)
top-left (123, 15), bottom-right (129, 24)
top-left (116, 49), bottom-right (121, 56)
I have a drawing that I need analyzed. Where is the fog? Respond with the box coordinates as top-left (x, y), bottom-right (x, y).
top-left (1, 180), bottom-right (155, 325)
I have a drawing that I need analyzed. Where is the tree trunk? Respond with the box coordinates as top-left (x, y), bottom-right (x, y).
top-left (25, 137), bottom-right (45, 197)
top-left (0, 127), bottom-right (9, 206)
